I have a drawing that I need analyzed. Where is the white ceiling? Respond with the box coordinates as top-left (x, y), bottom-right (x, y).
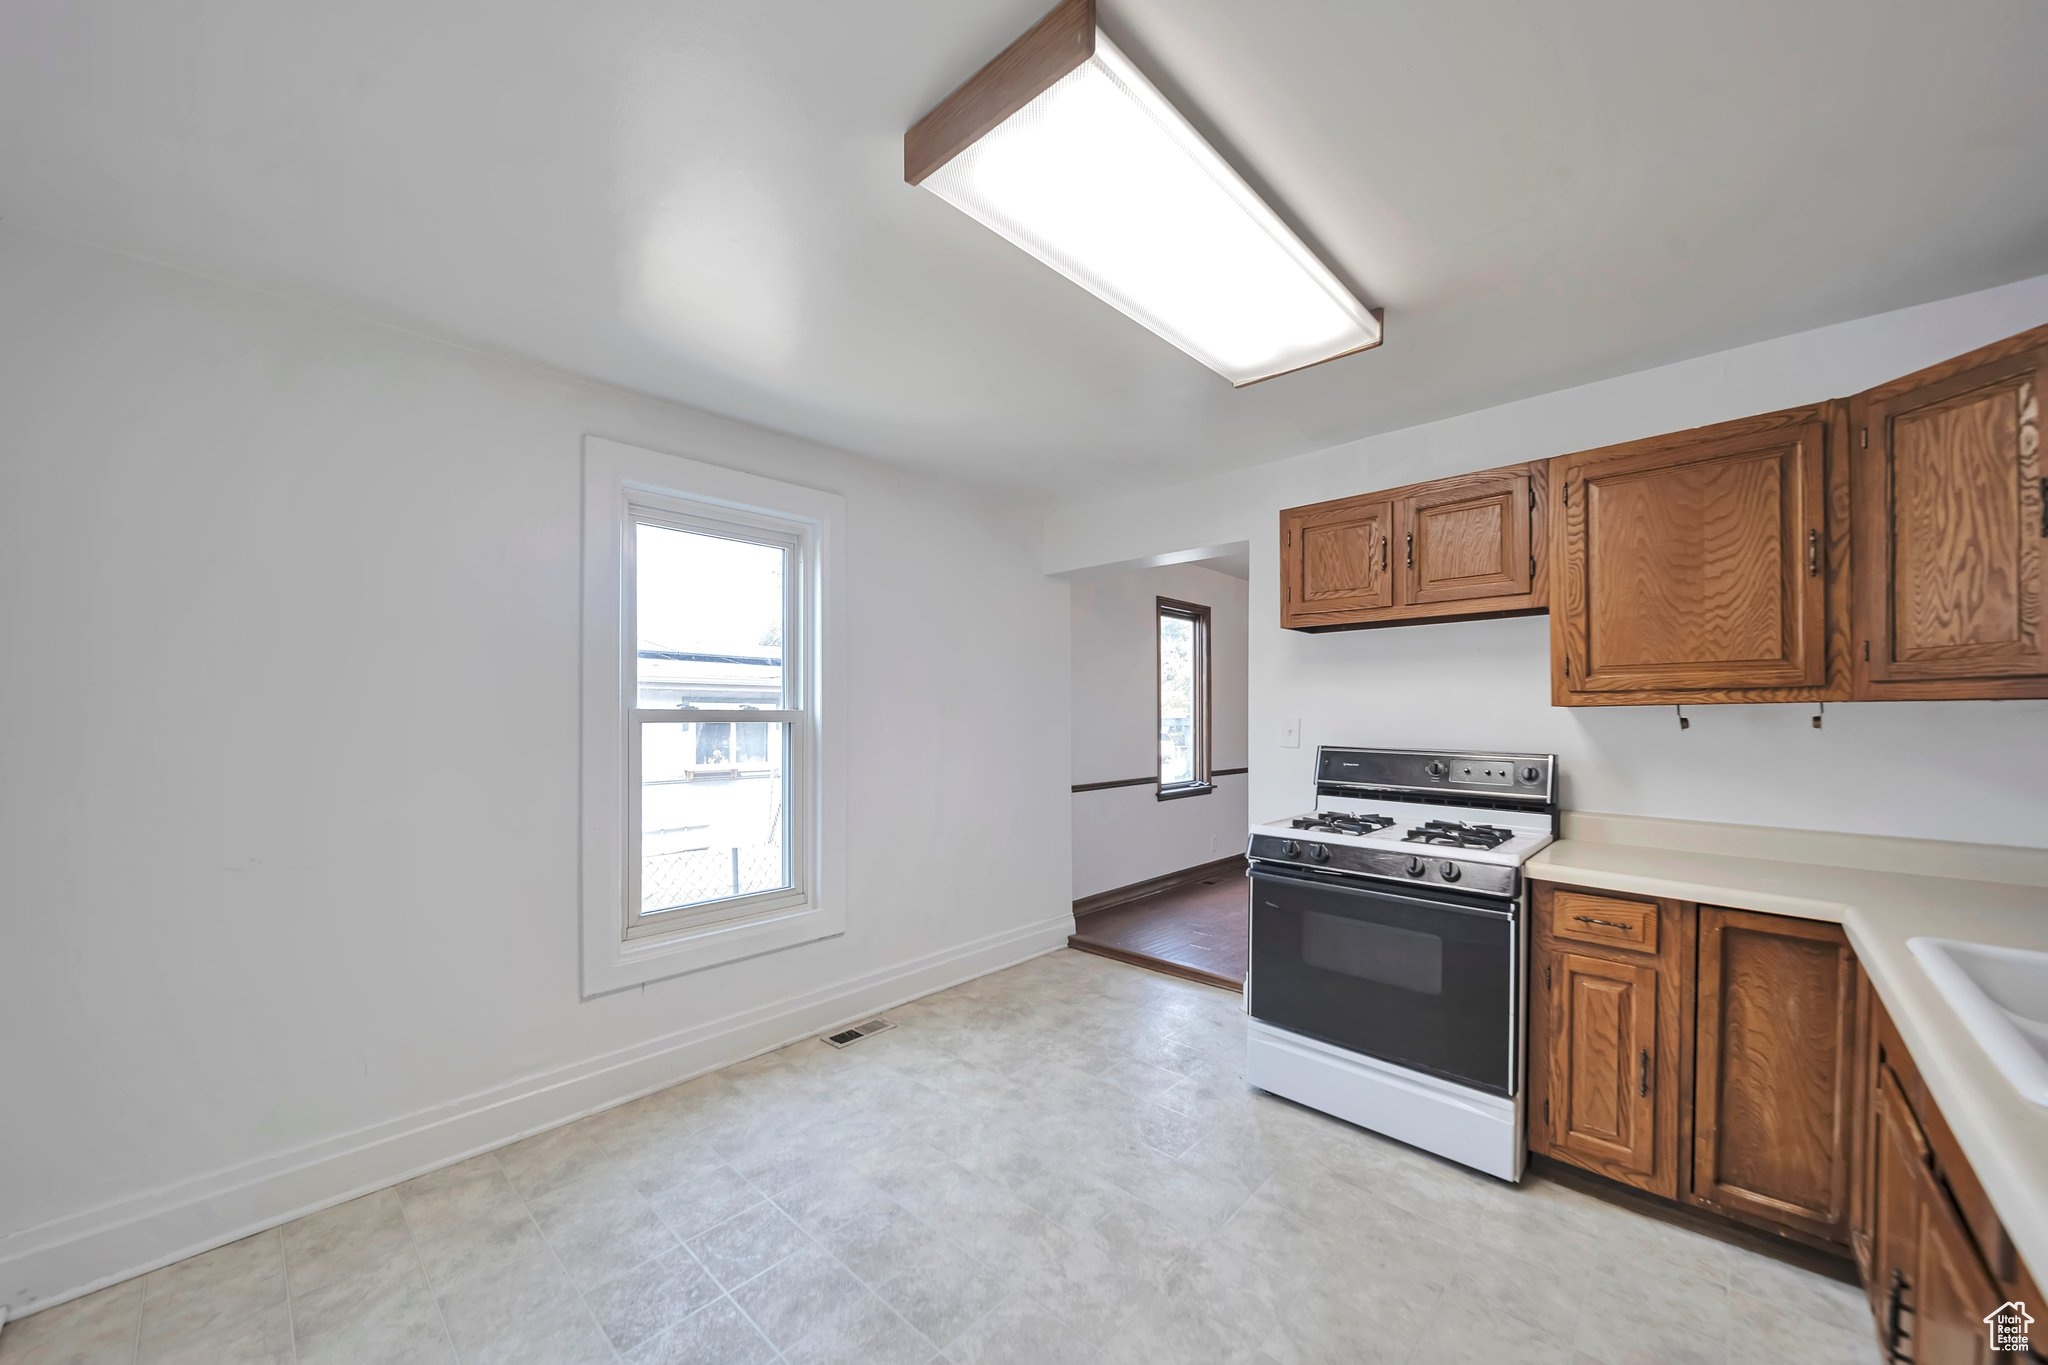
top-left (4, 1), bottom-right (2046, 496)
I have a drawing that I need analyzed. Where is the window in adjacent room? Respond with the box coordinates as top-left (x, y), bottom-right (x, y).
top-left (1157, 596), bottom-right (1212, 798)
top-left (581, 437), bottom-right (844, 995)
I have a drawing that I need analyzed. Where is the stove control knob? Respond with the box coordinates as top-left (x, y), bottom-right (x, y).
top-left (1307, 843), bottom-right (1331, 864)
top-left (1425, 761), bottom-right (1448, 778)
top-left (1405, 856), bottom-right (1426, 878)
top-left (1520, 765), bottom-right (1542, 784)
top-left (1282, 840), bottom-right (1302, 858)
top-left (1439, 861), bottom-right (1462, 882)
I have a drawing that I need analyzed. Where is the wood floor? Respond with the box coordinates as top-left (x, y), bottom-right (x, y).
top-left (1067, 870), bottom-right (1248, 989)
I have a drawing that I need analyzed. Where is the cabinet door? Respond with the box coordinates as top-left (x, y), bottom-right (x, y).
top-left (1912, 1167), bottom-right (2001, 1365)
top-left (1281, 498), bottom-right (1394, 623)
top-left (1871, 1067), bottom-right (1928, 1362)
top-left (1691, 909), bottom-right (1857, 1244)
top-left (1853, 323), bottom-right (2048, 700)
top-left (1546, 949), bottom-right (1663, 1192)
top-left (1397, 468), bottom-right (1534, 606)
top-left (1554, 406), bottom-right (1830, 699)
top-left (1849, 967), bottom-right (1878, 1283)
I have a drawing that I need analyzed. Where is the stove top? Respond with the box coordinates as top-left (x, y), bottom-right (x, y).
top-left (1246, 746), bottom-right (1558, 896)
top-left (1253, 803), bottom-right (1551, 865)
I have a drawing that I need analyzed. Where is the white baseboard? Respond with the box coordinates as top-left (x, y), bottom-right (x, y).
top-left (1, 913), bottom-right (1075, 1319)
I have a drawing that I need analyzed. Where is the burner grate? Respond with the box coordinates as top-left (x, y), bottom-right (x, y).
top-left (1290, 811), bottom-right (1395, 836)
top-left (1404, 820), bottom-right (1516, 850)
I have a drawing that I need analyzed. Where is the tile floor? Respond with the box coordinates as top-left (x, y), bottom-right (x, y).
top-left (0, 949), bottom-right (1882, 1364)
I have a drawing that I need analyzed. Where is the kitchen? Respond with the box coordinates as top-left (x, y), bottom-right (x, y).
top-left (3, 0), bottom-right (2046, 1362)
top-left (1051, 299), bottom-right (2048, 1362)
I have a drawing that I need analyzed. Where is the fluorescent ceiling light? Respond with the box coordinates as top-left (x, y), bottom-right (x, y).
top-left (906, 0), bottom-right (1380, 387)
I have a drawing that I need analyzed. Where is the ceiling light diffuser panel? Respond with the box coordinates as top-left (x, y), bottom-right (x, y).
top-left (906, 0), bottom-right (1380, 386)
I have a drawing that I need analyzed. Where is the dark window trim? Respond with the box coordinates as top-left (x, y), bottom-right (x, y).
top-left (1072, 769), bottom-right (1246, 794)
top-left (1156, 595), bottom-right (1212, 799)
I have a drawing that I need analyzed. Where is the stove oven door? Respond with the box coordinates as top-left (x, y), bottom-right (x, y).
top-left (1248, 864), bottom-right (1517, 1096)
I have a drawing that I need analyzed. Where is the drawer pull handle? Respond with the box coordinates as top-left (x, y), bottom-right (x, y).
top-left (1573, 914), bottom-right (1633, 932)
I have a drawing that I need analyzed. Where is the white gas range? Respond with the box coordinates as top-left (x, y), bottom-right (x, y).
top-left (1243, 746), bottom-right (1557, 1182)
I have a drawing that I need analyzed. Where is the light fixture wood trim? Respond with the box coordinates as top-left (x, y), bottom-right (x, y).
top-left (1230, 309), bottom-right (1386, 388)
top-left (904, 0), bottom-right (1096, 186)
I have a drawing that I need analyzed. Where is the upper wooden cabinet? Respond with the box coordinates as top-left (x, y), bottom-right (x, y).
top-left (1279, 324), bottom-right (2048, 705)
top-left (1400, 467), bottom-right (1535, 606)
top-left (1283, 496), bottom-right (1394, 618)
top-left (1550, 405), bottom-right (1848, 705)
top-left (1280, 461), bottom-right (1547, 629)
top-left (1851, 323), bottom-right (2048, 700)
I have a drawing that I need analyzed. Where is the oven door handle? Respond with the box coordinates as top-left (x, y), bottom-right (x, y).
top-left (1250, 865), bottom-right (1517, 920)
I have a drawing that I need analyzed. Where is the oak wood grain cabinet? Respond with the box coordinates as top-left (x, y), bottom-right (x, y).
top-left (1543, 950), bottom-right (1664, 1190)
top-left (1280, 460), bottom-right (1547, 629)
top-left (1527, 884), bottom-right (1684, 1198)
top-left (1281, 496), bottom-right (1395, 621)
top-left (1533, 893), bottom-right (2043, 1362)
top-left (1851, 322), bottom-right (2048, 701)
top-left (1550, 404), bottom-right (1850, 705)
top-left (1688, 909), bottom-right (1857, 1245)
top-left (1859, 999), bottom-right (2019, 1365)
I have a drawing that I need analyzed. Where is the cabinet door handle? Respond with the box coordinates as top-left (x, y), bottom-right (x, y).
top-left (1884, 1268), bottom-right (1912, 1362)
top-left (1405, 531), bottom-right (1414, 569)
top-left (1807, 528), bottom-right (1820, 577)
top-left (1381, 534), bottom-right (1388, 573)
top-left (2039, 477), bottom-right (2046, 538)
top-left (1573, 914), bottom-right (1633, 932)
top-left (1638, 1049), bottom-right (1650, 1097)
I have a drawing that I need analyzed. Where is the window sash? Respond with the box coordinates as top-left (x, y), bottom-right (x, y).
top-left (625, 712), bottom-right (807, 940)
top-left (621, 495), bottom-right (814, 946)
top-left (625, 502), bottom-right (805, 714)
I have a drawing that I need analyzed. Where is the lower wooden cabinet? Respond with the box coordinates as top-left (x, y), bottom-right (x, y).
top-left (1689, 908), bottom-right (1857, 1243)
top-left (1857, 995), bottom-right (2039, 1365)
top-left (1531, 881), bottom-right (2042, 1364)
top-left (1545, 951), bottom-right (1663, 1189)
top-left (1870, 1054), bottom-right (2005, 1364)
top-left (1532, 889), bottom-right (1857, 1249)
top-left (1528, 886), bottom-right (1683, 1199)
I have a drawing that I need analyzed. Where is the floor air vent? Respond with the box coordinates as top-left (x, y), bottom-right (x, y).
top-left (821, 1017), bottom-right (896, 1048)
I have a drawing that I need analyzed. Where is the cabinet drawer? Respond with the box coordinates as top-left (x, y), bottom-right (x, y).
top-left (1548, 890), bottom-right (1659, 954)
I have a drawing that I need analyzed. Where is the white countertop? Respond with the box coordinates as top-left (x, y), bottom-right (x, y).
top-left (1528, 815), bottom-right (2048, 1278)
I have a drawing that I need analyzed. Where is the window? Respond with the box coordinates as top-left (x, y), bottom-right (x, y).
top-left (582, 437), bottom-right (844, 996)
top-left (1157, 596), bottom-right (1211, 799)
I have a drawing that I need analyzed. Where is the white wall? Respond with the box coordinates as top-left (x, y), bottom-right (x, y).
top-left (1068, 561), bottom-right (1249, 898)
top-left (1045, 274), bottom-right (2048, 850)
top-left (0, 227), bottom-right (1071, 1312)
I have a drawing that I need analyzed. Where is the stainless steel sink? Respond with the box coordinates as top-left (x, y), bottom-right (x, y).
top-left (1908, 938), bottom-right (2048, 1107)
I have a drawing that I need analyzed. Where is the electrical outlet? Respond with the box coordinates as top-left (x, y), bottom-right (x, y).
top-left (1280, 719), bottom-right (1300, 749)
top-left (1208, 833), bottom-right (1219, 853)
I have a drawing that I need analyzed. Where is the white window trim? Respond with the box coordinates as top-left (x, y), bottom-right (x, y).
top-left (581, 435), bottom-right (846, 997)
